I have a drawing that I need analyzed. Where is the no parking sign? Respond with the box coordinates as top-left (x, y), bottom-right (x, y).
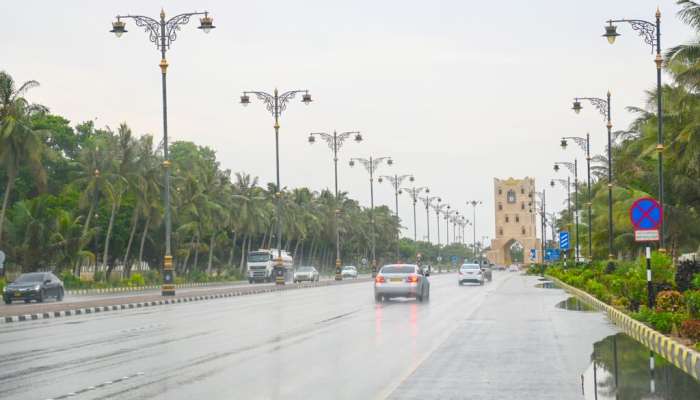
top-left (630, 197), bottom-right (662, 242)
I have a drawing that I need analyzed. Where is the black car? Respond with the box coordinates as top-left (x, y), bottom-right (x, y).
top-left (3, 272), bottom-right (64, 304)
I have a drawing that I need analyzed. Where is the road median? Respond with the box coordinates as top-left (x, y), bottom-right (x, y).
top-left (547, 275), bottom-right (700, 381)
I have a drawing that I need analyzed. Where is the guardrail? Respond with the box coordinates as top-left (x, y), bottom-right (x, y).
top-left (547, 275), bottom-right (700, 381)
top-left (66, 280), bottom-right (245, 296)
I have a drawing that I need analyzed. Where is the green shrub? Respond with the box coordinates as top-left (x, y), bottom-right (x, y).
top-left (60, 271), bottom-right (84, 289)
top-left (680, 320), bottom-right (700, 342)
top-left (676, 259), bottom-right (700, 292)
top-left (632, 305), bottom-right (654, 323)
top-left (648, 311), bottom-right (675, 333)
top-left (129, 273), bottom-right (145, 287)
top-left (685, 290), bottom-right (700, 319)
top-left (94, 271), bottom-right (105, 282)
top-left (655, 290), bottom-right (684, 313)
top-left (0, 278), bottom-right (5, 292)
top-left (144, 270), bottom-right (161, 285)
top-left (692, 273), bottom-right (700, 290)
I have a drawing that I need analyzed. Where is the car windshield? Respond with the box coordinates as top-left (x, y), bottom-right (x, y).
top-left (381, 266), bottom-right (415, 274)
top-left (297, 267), bottom-right (313, 272)
top-left (342, 267), bottom-right (355, 271)
top-left (15, 273), bottom-right (45, 283)
top-left (461, 264), bottom-right (480, 270)
top-left (247, 253), bottom-right (271, 262)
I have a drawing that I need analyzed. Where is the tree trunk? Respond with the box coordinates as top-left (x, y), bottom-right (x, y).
top-left (74, 200), bottom-right (96, 276)
top-left (239, 235), bottom-right (248, 271)
top-left (192, 234), bottom-right (200, 272)
top-left (259, 231), bottom-right (267, 249)
top-left (293, 239), bottom-right (302, 261)
top-left (138, 216), bottom-right (150, 265)
top-left (103, 196), bottom-right (120, 281)
top-left (285, 236), bottom-right (292, 252)
top-left (123, 208), bottom-right (139, 278)
top-left (182, 235), bottom-right (194, 274)
top-left (266, 224), bottom-right (274, 248)
top-left (228, 231), bottom-right (237, 267)
top-left (0, 170), bottom-right (16, 245)
top-left (207, 234), bottom-right (215, 275)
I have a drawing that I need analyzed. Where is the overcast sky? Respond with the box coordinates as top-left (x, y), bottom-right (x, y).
top-left (1, 0), bottom-right (694, 246)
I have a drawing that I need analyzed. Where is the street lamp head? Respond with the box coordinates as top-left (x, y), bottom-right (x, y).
top-left (387, 158), bottom-right (393, 166)
top-left (603, 22), bottom-right (619, 44)
top-left (354, 133), bottom-right (363, 142)
top-left (554, 164), bottom-right (560, 172)
top-left (110, 18), bottom-right (127, 37)
top-left (425, 188), bottom-right (430, 193)
top-left (349, 160), bottom-right (355, 167)
top-left (409, 176), bottom-right (415, 182)
top-left (572, 100), bottom-right (582, 114)
top-left (398, 189), bottom-right (403, 194)
top-left (240, 94), bottom-right (251, 107)
top-left (308, 134), bottom-right (315, 144)
top-left (378, 177), bottom-right (383, 183)
top-left (550, 179), bottom-right (555, 187)
top-left (437, 197), bottom-right (441, 202)
top-left (197, 12), bottom-right (215, 33)
top-left (302, 92), bottom-right (312, 105)
top-left (560, 138), bottom-right (568, 149)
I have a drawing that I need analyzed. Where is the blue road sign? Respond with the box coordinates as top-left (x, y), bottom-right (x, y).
top-left (451, 255), bottom-right (458, 265)
top-left (630, 197), bottom-right (662, 230)
top-left (559, 231), bottom-right (570, 251)
top-left (529, 248), bottom-right (536, 261)
top-left (545, 248), bottom-right (560, 262)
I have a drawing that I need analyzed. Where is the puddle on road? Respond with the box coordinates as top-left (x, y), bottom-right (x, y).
top-left (556, 297), bottom-right (596, 312)
top-left (535, 281), bottom-right (557, 289)
top-left (582, 332), bottom-right (700, 399)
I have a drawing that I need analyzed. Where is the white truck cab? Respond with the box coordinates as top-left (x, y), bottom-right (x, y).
top-left (247, 249), bottom-right (294, 283)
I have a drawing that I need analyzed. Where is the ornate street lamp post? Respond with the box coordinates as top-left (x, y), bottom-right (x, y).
top-left (554, 160), bottom-right (579, 262)
top-left (241, 89), bottom-right (313, 284)
top-left (379, 174), bottom-right (414, 259)
top-left (467, 201), bottom-right (482, 263)
top-left (551, 177), bottom-right (572, 260)
top-left (572, 93), bottom-right (614, 259)
top-left (349, 156), bottom-right (393, 276)
top-left (403, 186), bottom-right (429, 242)
top-left (110, 9), bottom-right (215, 296)
top-left (432, 200), bottom-right (446, 269)
top-left (602, 9), bottom-right (665, 251)
top-left (420, 195), bottom-right (440, 243)
top-left (308, 131), bottom-right (363, 280)
top-left (561, 135), bottom-right (592, 259)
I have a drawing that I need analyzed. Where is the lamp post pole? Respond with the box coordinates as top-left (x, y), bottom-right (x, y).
top-left (308, 131), bottom-right (363, 280)
top-left (421, 196), bottom-right (439, 244)
top-left (403, 186), bottom-right (429, 242)
top-left (241, 89), bottom-right (313, 284)
top-left (379, 174), bottom-right (413, 259)
top-left (554, 161), bottom-right (579, 262)
top-left (551, 177), bottom-right (572, 260)
top-left (350, 156), bottom-right (393, 276)
top-left (432, 200), bottom-right (446, 268)
top-left (602, 9), bottom-right (665, 251)
top-left (561, 135), bottom-right (593, 259)
top-left (572, 93), bottom-right (613, 259)
top-left (468, 201), bottom-right (481, 263)
top-left (110, 9), bottom-right (215, 296)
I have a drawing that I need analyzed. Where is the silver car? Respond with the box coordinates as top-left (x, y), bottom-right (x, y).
top-left (293, 266), bottom-right (319, 283)
top-left (458, 263), bottom-right (484, 285)
top-left (374, 264), bottom-right (430, 302)
top-left (341, 265), bottom-right (358, 279)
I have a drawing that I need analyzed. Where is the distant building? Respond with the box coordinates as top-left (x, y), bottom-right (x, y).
top-left (486, 177), bottom-right (541, 265)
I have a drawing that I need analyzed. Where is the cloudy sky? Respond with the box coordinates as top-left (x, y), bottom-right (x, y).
top-left (1, 0), bottom-right (694, 246)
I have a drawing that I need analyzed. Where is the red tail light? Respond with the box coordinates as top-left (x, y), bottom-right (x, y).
top-left (375, 275), bottom-right (385, 283)
top-left (406, 275), bottom-right (420, 283)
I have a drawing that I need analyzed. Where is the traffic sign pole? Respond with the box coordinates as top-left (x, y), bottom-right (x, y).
top-left (646, 246), bottom-right (653, 308)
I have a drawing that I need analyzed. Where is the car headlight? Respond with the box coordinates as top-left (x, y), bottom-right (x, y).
top-left (34, 284), bottom-right (41, 291)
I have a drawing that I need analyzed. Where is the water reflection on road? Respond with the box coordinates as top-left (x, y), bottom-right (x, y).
top-left (583, 333), bottom-right (700, 399)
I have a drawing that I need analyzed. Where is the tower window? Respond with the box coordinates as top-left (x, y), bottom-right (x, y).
top-left (521, 202), bottom-right (525, 210)
top-left (521, 227), bottom-right (526, 235)
top-left (516, 215), bottom-right (520, 223)
top-left (507, 190), bottom-right (516, 203)
top-left (498, 203), bottom-right (503, 211)
top-left (505, 216), bottom-right (509, 223)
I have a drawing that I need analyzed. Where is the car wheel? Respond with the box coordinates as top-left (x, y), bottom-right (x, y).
top-left (24, 299), bottom-right (30, 303)
top-left (57, 288), bottom-right (64, 301)
top-left (417, 290), bottom-right (424, 302)
top-left (425, 289), bottom-right (430, 301)
top-left (479, 280), bottom-right (484, 286)
top-left (3, 298), bottom-right (10, 305)
top-left (38, 290), bottom-right (45, 303)
top-left (458, 281), bottom-right (463, 286)
top-left (248, 278), bottom-right (253, 284)
top-left (374, 293), bottom-right (382, 303)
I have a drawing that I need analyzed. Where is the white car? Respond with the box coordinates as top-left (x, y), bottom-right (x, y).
top-left (458, 263), bottom-right (484, 285)
top-left (293, 266), bottom-right (319, 282)
top-left (508, 264), bottom-right (519, 272)
top-left (341, 266), bottom-right (358, 279)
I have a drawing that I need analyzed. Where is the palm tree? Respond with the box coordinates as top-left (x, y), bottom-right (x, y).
top-left (0, 71), bottom-right (47, 244)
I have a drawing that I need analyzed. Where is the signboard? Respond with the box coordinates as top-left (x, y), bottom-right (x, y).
top-left (545, 248), bottom-right (560, 262)
top-left (450, 255), bottom-right (459, 265)
top-left (529, 248), bottom-right (536, 261)
top-left (630, 197), bottom-right (662, 243)
top-left (361, 258), bottom-right (368, 266)
top-left (436, 256), bottom-right (443, 262)
top-left (635, 230), bottom-right (660, 242)
top-left (559, 231), bottom-right (570, 251)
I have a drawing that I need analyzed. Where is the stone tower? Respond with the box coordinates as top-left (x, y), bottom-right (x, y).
top-left (486, 177), bottom-right (541, 265)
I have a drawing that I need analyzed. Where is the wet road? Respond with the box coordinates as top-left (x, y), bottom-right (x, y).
top-left (0, 272), bottom-right (622, 399)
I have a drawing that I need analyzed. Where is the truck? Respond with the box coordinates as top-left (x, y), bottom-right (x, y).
top-left (246, 249), bottom-right (294, 283)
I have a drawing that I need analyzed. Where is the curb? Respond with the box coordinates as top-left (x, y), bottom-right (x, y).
top-left (547, 275), bottom-right (700, 381)
top-left (1, 278), bottom-right (370, 325)
top-left (65, 281), bottom-right (245, 296)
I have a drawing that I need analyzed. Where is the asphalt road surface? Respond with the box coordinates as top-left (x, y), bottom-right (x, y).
top-left (0, 272), bottom-right (617, 399)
